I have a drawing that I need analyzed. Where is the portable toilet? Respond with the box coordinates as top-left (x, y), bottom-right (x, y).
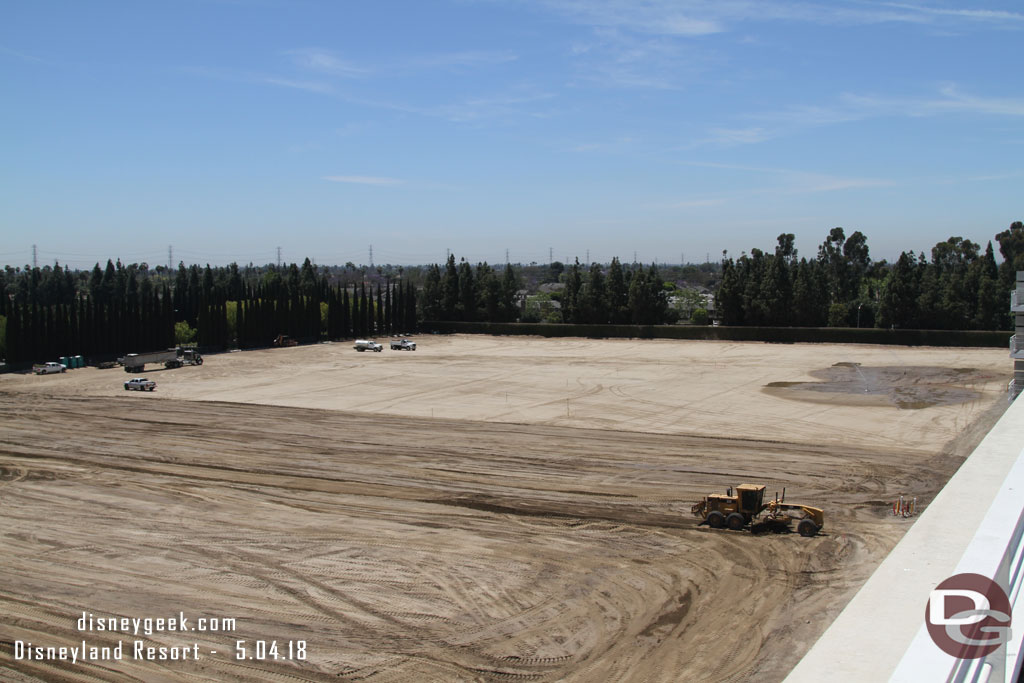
top-left (75, 355), bottom-right (84, 368)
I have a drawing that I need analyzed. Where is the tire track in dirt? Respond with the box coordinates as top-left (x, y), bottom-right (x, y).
top-left (0, 342), bottom-right (1007, 683)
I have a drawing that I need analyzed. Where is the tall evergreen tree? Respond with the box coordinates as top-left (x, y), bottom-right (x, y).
top-left (457, 260), bottom-right (476, 321)
top-left (606, 257), bottom-right (629, 324)
top-left (563, 259), bottom-right (582, 323)
top-left (441, 255), bottom-right (459, 320)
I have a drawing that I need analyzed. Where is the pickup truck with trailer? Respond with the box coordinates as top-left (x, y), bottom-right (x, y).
top-left (390, 339), bottom-right (417, 351)
top-left (33, 362), bottom-right (67, 375)
top-left (354, 340), bottom-right (383, 352)
top-left (119, 348), bottom-right (203, 373)
top-left (124, 377), bottom-right (156, 391)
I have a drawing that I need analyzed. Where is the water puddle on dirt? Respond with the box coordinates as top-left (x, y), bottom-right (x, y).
top-left (762, 364), bottom-right (996, 409)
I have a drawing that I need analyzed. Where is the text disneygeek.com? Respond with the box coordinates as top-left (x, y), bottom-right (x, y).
top-left (13, 612), bottom-right (308, 664)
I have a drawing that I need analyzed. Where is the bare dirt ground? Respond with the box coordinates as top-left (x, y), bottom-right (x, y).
top-left (0, 335), bottom-right (1011, 682)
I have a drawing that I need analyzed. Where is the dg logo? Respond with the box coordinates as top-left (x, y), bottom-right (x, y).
top-left (926, 573), bottom-right (1012, 659)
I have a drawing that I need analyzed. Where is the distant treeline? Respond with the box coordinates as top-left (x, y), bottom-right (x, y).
top-left (1, 220), bottom-right (1021, 364)
top-left (419, 255), bottom-right (673, 326)
top-left (717, 222), bottom-right (1023, 330)
top-left (0, 259), bottom-right (416, 364)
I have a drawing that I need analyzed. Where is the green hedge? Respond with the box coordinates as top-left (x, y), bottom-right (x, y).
top-left (422, 321), bottom-right (1010, 348)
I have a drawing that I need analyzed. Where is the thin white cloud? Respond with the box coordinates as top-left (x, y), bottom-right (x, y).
top-left (262, 77), bottom-right (334, 94)
top-left (538, 0), bottom-right (1024, 32)
top-left (669, 198), bottom-right (726, 208)
top-left (539, 1), bottom-right (1023, 91)
top-left (322, 175), bottom-right (405, 186)
top-left (686, 84), bottom-right (1024, 148)
top-left (877, 2), bottom-right (1024, 23)
top-left (538, 1), bottom-right (723, 35)
top-left (700, 126), bottom-right (776, 146)
top-left (410, 50), bottom-right (519, 69)
top-left (675, 161), bottom-right (894, 195)
top-left (925, 84), bottom-right (1024, 116)
top-left (0, 45), bottom-right (44, 62)
top-left (285, 48), bottom-right (367, 76)
top-left (422, 88), bottom-right (557, 123)
top-left (783, 173), bottom-right (894, 194)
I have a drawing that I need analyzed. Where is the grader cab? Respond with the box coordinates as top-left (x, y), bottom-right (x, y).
top-left (691, 484), bottom-right (823, 537)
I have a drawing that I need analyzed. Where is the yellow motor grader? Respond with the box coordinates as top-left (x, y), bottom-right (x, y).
top-left (691, 484), bottom-right (824, 537)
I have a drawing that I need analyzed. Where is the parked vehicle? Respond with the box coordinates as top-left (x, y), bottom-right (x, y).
top-left (354, 340), bottom-right (383, 352)
top-left (119, 348), bottom-right (202, 373)
top-left (124, 377), bottom-right (156, 391)
top-left (32, 361), bottom-right (67, 375)
top-left (390, 339), bottom-right (417, 351)
top-left (273, 335), bottom-right (298, 347)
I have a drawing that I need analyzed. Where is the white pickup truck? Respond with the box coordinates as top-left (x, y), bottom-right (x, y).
top-left (32, 362), bottom-right (67, 375)
top-left (354, 340), bottom-right (383, 352)
top-left (390, 339), bottom-right (417, 351)
top-left (124, 377), bottom-right (156, 391)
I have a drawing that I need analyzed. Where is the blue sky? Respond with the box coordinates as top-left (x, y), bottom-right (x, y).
top-left (2, 0), bottom-right (1022, 269)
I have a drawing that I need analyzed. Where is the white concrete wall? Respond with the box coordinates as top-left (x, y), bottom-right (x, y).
top-left (784, 393), bottom-right (1024, 683)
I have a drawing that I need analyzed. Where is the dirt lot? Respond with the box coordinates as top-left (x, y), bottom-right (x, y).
top-left (0, 335), bottom-right (1011, 682)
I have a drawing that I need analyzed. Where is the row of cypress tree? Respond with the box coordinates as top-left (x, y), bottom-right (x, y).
top-left (1, 258), bottom-right (418, 364)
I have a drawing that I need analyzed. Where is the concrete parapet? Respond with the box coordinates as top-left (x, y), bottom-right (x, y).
top-left (783, 395), bottom-right (1024, 682)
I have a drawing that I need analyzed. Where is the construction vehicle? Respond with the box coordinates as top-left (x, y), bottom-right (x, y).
top-left (120, 348), bottom-right (203, 373)
top-left (354, 339), bottom-right (383, 352)
top-left (273, 335), bottom-right (298, 347)
top-left (390, 338), bottom-right (416, 351)
top-left (691, 484), bottom-right (824, 537)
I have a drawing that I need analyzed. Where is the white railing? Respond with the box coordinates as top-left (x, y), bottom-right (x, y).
top-left (890, 448), bottom-right (1024, 683)
top-left (783, 397), bottom-right (1024, 683)
top-left (1011, 335), bottom-right (1024, 359)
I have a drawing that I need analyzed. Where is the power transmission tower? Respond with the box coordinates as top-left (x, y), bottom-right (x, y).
top-left (369, 244), bottom-right (374, 267)
top-left (586, 249), bottom-right (590, 264)
top-left (168, 245), bottom-right (173, 270)
top-left (505, 248), bottom-right (509, 264)
top-left (32, 244), bottom-right (37, 269)
top-left (549, 247), bottom-right (553, 265)
top-left (277, 247), bottom-right (282, 268)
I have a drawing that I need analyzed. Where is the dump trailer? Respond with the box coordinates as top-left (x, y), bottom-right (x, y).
top-left (121, 348), bottom-right (203, 373)
top-left (691, 484), bottom-right (824, 537)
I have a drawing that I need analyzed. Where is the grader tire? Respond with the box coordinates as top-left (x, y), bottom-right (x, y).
top-left (798, 519), bottom-right (819, 537)
top-left (726, 513), bottom-right (745, 531)
top-left (707, 511), bottom-right (725, 529)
